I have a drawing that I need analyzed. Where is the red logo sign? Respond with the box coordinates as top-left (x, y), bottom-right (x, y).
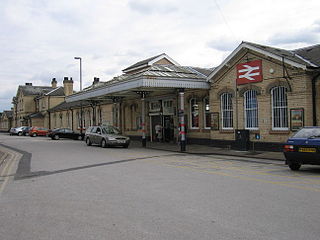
top-left (236, 60), bottom-right (263, 85)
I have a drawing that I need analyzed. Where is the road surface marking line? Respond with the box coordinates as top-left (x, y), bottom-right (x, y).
top-left (159, 162), bottom-right (320, 192)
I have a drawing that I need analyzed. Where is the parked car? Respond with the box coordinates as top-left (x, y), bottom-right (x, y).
top-left (29, 127), bottom-right (49, 137)
top-left (85, 125), bottom-right (130, 148)
top-left (283, 126), bottom-right (320, 170)
top-left (48, 128), bottom-right (84, 140)
top-left (9, 126), bottom-right (28, 136)
top-left (22, 126), bottom-right (31, 136)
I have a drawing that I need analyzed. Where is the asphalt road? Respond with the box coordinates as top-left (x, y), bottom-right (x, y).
top-left (0, 133), bottom-right (320, 240)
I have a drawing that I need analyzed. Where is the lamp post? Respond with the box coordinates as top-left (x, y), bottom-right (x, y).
top-left (74, 57), bottom-right (82, 91)
top-left (74, 57), bottom-right (83, 134)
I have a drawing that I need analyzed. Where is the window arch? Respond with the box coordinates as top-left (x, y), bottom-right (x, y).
top-left (190, 98), bottom-right (199, 128)
top-left (59, 113), bottom-right (63, 127)
top-left (244, 90), bottom-right (258, 129)
top-left (271, 86), bottom-right (288, 130)
top-left (203, 97), bottom-right (211, 129)
top-left (221, 93), bottom-right (233, 129)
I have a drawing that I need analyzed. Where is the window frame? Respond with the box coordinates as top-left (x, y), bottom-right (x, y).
top-left (203, 97), bottom-right (211, 129)
top-left (189, 98), bottom-right (199, 129)
top-left (220, 93), bottom-right (233, 130)
top-left (244, 90), bottom-right (259, 130)
top-left (271, 86), bottom-right (289, 130)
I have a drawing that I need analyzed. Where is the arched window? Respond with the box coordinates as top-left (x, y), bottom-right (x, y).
top-left (244, 90), bottom-right (258, 129)
top-left (59, 113), bottom-right (63, 127)
top-left (87, 110), bottom-right (91, 127)
top-left (271, 86), bottom-right (288, 130)
top-left (190, 98), bottom-right (199, 128)
top-left (203, 97), bottom-right (211, 129)
top-left (221, 93), bottom-right (233, 129)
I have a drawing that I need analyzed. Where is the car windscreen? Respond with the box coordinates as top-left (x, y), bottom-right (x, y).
top-left (291, 128), bottom-right (320, 138)
top-left (101, 126), bottom-right (120, 135)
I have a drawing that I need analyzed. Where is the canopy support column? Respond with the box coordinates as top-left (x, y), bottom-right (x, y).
top-left (178, 89), bottom-right (186, 152)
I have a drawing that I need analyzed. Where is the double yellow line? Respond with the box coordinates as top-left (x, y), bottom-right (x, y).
top-left (0, 147), bottom-right (21, 196)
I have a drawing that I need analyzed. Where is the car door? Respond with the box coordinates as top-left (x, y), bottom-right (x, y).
top-left (95, 127), bottom-right (102, 144)
top-left (64, 128), bottom-right (74, 139)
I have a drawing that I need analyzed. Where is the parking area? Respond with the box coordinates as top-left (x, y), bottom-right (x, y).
top-left (0, 133), bottom-right (320, 240)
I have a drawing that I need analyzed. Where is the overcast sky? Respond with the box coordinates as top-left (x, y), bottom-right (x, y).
top-left (1, 0), bottom-right (319, 111)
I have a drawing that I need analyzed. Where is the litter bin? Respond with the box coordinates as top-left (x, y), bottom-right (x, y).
top-left (233, 129), bottom-right (250, 151)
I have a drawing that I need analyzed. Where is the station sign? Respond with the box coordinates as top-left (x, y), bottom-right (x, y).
top-left (236, 60), bottom-right (263, 85)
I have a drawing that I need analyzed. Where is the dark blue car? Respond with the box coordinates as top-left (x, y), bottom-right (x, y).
top-left (284, 127), bottom-right (320, 171)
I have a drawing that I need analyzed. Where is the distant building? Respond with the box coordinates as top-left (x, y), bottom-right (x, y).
top-left (0, 110), bottom-right (13, 132)
top-left (11, 78), bottom-right (73, 128)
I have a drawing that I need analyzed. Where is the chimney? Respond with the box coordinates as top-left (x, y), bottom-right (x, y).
top-left (51, 78), bottom-right (57, 88)
top-left (93, 77), bottom-right (100, 85)
top-left (63, 77), bottom-right (74, 96)
top-left (25, 83), bottom-right (32, 86)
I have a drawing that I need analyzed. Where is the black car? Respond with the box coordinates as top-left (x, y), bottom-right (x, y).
top-left (48, 128), bottom-right (84, 140)
top-left (283, 127), bottom-right (320, 170)
top-left (22, 126), bottom-right (31, 136)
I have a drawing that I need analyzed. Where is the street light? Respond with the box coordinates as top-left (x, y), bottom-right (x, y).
top-left (74, 56), bottom-right (83, 134)
top-left (74, 57), bottom-right (82, 91)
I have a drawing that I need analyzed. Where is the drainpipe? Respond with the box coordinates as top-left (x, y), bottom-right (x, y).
top-left (311, 71), bottom-right (320, 126)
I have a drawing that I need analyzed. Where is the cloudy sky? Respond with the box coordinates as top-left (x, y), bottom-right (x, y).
top-left (0, 0), bottom-right (319, 111)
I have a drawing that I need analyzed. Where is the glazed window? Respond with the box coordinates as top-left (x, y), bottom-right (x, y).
top-left (244, 90), bottom-right (258, 129)
top-left (271, 86), bottom-right (288, 130)
top-left (190, 98), bottom-right (199, 128)
top-left (221, 93), bottom-right (233, 129)
top-left (204, 97), bottom-right (211, 129)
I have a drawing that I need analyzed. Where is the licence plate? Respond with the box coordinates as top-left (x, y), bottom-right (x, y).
top-left (299, 148), bottom-right (316, 153)
top-left (118, 140), bottom-right (125, 144)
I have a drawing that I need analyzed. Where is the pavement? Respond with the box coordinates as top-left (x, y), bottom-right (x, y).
top-left (131, 140), bottom-right (285, 161)
top-left (0, 138), bottom-right (285, 166)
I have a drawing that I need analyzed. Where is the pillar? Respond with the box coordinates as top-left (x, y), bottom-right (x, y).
top-left (179, 89), bottom-right (186, 152)
top-left (141, 93), bottom-right (146, 147)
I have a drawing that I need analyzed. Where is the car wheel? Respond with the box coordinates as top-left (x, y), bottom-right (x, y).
top-left (288, 162), bottom-right (301, 171)
top-left (54, 135), bottom-right (59, 140)
top-left (123, 144), bottom-right (129, 148)
top-left (86, 138), bottom-right (92, 146)
top-left (18, 132), bottom-right (23, 136)
top-left (32, 133), bottom-right (37, 137)
top-left (101, 139), bottom-right (107, 148)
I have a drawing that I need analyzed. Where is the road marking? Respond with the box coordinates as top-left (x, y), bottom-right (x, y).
top-left (0, 146), bottom-right (22, 196)
top-left (145, 156), bottom-right (320, 192)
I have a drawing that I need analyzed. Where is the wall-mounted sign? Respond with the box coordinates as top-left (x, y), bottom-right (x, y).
top-left (290, 108), bottom-right (304, 131)
top-left (236, 60), bottom-right (263, 85)
top-left (211, 112), bottom-right (219, 130)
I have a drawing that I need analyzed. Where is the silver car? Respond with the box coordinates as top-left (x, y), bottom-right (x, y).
top-left (85, 126), bottom-right (130, 148)
top-left (10, 126), bottom-right (28, 136)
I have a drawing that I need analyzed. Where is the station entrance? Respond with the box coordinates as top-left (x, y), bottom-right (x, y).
top-left (150, 115), bottom-right (174, 142)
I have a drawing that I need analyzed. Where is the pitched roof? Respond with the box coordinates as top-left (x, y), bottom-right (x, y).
top-left (48, 100), bottom-right (93, 112)
top-left (122, 53), bottom-right (180, 73)
top-left (3, 110), bottom-right (13, 118)
top-left (45, 87), bottom-right (65, 96)
top-left (244, 42), bottom-right (319, 67)
top-left (189, 67), bottom-right (215, 77)
top-left (207, 41), bottom-right (320, 81)
top-left (293, 44), bottom-right (320, 67)
top-left (27, 112), bottom-right (44, 119)
top-left (101, 65), bottom-right (208, 87)
top-left (19, 85), bottom-right (56, 96)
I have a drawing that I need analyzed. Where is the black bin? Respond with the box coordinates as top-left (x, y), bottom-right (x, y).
top-left (233, 129), bottom-right (250, 151)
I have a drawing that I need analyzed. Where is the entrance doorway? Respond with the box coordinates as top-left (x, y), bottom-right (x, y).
top-left (150, 115), bottom-right (174, 142)
top-left (163, 115), bottom-right (174, 142)
top-left (151, 115), bottom-right (162, 142)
